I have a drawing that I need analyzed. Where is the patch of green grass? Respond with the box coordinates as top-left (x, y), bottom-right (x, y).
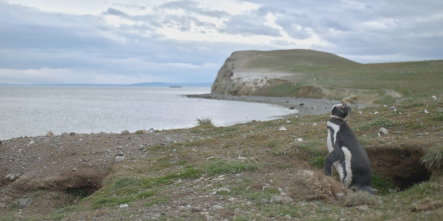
top-left (355, 117), bottom-right (397, 131)
top-left (311, 156), bottom-right (325, 169)
top-left (89, 168), bottom-right (203, 209)
top-left (216, 126), bottom-right (238, 133)
top-left (264, 82), bottom-right (300, 97)
top-left (206, 160), bottom-right (259, 176)
top-left (372, 171), bottom-right (395, 195)
top-left (91, 195), bottom-right (135, 209)
top-left (297, 140), bottom-right (327, 168)
top-left (374, 95), bottom-right (398, 105)
top-left (137, 189), bottom-right (157, 199)
top-left (431, 111), bottom-right (443, 121)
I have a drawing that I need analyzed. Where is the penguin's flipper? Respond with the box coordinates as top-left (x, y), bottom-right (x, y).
top-left (324, 146), bottom-right (344, 176)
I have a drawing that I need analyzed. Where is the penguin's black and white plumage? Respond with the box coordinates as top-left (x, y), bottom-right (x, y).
top-left (325, 103), bottom-right (374, 194)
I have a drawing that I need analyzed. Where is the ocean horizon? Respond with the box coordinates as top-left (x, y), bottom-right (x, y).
top-left (0, 86), bottom-right (297, 140)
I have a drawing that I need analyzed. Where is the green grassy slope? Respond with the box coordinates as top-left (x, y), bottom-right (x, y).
top-left (236, 49), bottom-right (443, 102)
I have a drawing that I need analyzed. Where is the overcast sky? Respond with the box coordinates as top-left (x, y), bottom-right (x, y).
top-left (1, 0), bottom-right (442, 85)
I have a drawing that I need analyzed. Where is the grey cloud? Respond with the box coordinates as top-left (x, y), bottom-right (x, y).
top-left (104, 8), bottom-right (130, 17)
top-left (221, 13), bottom-right (281, 36)
top-left (158, 1), bottom-right (228, 18)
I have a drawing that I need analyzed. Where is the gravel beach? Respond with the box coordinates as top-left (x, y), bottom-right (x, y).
top-left (187, 93), bottom-right (360, 117)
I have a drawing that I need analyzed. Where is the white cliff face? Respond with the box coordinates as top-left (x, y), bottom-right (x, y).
top-left (211, 51), bottom-right (296, 96)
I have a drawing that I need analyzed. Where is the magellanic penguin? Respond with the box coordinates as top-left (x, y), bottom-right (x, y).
top-left (325, 103), bottom-right (374, 194)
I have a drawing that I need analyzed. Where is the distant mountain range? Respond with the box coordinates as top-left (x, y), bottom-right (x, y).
top-left (0, 82), bottom-right (212, 87)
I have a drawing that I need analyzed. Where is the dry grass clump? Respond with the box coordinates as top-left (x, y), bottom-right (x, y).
top-left (342, 190), bottom-right (378, 207)
top-left (411, 197), bottom-right (443, 212)
top-left (290, 170), bottom-right (346, 202)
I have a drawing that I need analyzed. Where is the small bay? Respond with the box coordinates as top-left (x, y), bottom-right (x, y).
top-left (0, 86), bottom-right (297, 140)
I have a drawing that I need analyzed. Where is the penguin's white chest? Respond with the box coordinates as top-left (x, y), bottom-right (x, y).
top-left (327, 121), bottom-right (340, 153)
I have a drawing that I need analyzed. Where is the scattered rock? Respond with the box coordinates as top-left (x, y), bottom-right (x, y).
top-left (5, 174), bottom-right (16, 181)
top-left (270, 195), bottom-right (283, 204)
top-left (216, 187), bottom-right (231, 193)
top-left (389, 106), bottom-right (397, 112)
top-left (378, 127), bottom-right (388, 136)
top-left (46, 131), bottom-right (54, 136)
top-left (279, 126), bottom-right (287, 131)
top-left (29, 140), bottom-right (35, 145)
top-left (115, 156), bottom-right (125, 162)
top-left (69, 132), bottom-right (76, 136)
top-left (295, 138), bottom-right (303, 142)
top-left (424, 109), bottom-right (430, 114)
top-left (281, 196), bottom-right (294, 204)
top-left (210, 205), bottom-right (223, 211)
top-left (432, 95), bottom-right (437, 101)
top-left (121, 130), bottom-right (130, 135)
top-left (148, 128), bottom-right (155, 133)
top-left (17, 198), bottom-right (32, 209)
top-left (119, 204), bottom-right (129, 208)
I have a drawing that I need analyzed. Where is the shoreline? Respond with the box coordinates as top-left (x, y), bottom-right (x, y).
top-left (187, 93), bottom-right (355, 117)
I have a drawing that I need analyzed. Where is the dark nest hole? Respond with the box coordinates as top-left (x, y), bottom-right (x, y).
top-left (367, 147), bottom-right (431, 192)
top-left (65, 186), bottom-right (99, 199)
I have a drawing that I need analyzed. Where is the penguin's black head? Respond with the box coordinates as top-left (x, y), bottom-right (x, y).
top-left (330, 103), bottom-right (352, 120)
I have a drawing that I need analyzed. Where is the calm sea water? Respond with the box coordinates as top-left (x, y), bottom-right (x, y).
top-left (0, 86), bottom-right (297, 140)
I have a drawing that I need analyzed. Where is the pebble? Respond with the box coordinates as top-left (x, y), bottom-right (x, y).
top-left (378, 127), bottom-right (388, 135)
top-left (6, 174), bottom-right (16, 181)
top-left (210, 205), bottom-right (223, 211)
top-left (270, 195), bottom-right (283, 204)
top-left (295, 138), bottom-right (303, 142)
top-left (119, 204), bottom-right (129, 208)
top-left (115, 156), bottom-right (125, 162)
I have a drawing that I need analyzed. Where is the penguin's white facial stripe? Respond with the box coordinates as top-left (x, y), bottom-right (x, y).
top-left (342, 147), bottom-right (353, 187)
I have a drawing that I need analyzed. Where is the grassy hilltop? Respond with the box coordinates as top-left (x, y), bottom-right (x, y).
top-left (212, 49), bottom-right (443, 104)
top-left (0, 50), bottom-right (442, 220)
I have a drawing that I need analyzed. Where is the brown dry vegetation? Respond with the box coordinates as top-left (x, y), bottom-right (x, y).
top-left (0, 96), bottom-right (442, 220)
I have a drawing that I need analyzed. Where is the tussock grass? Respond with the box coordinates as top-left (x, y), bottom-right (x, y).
top-left (196, 117), bottom-right (215, 128)
top-left (421, 144), bottom-right (443, 171)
